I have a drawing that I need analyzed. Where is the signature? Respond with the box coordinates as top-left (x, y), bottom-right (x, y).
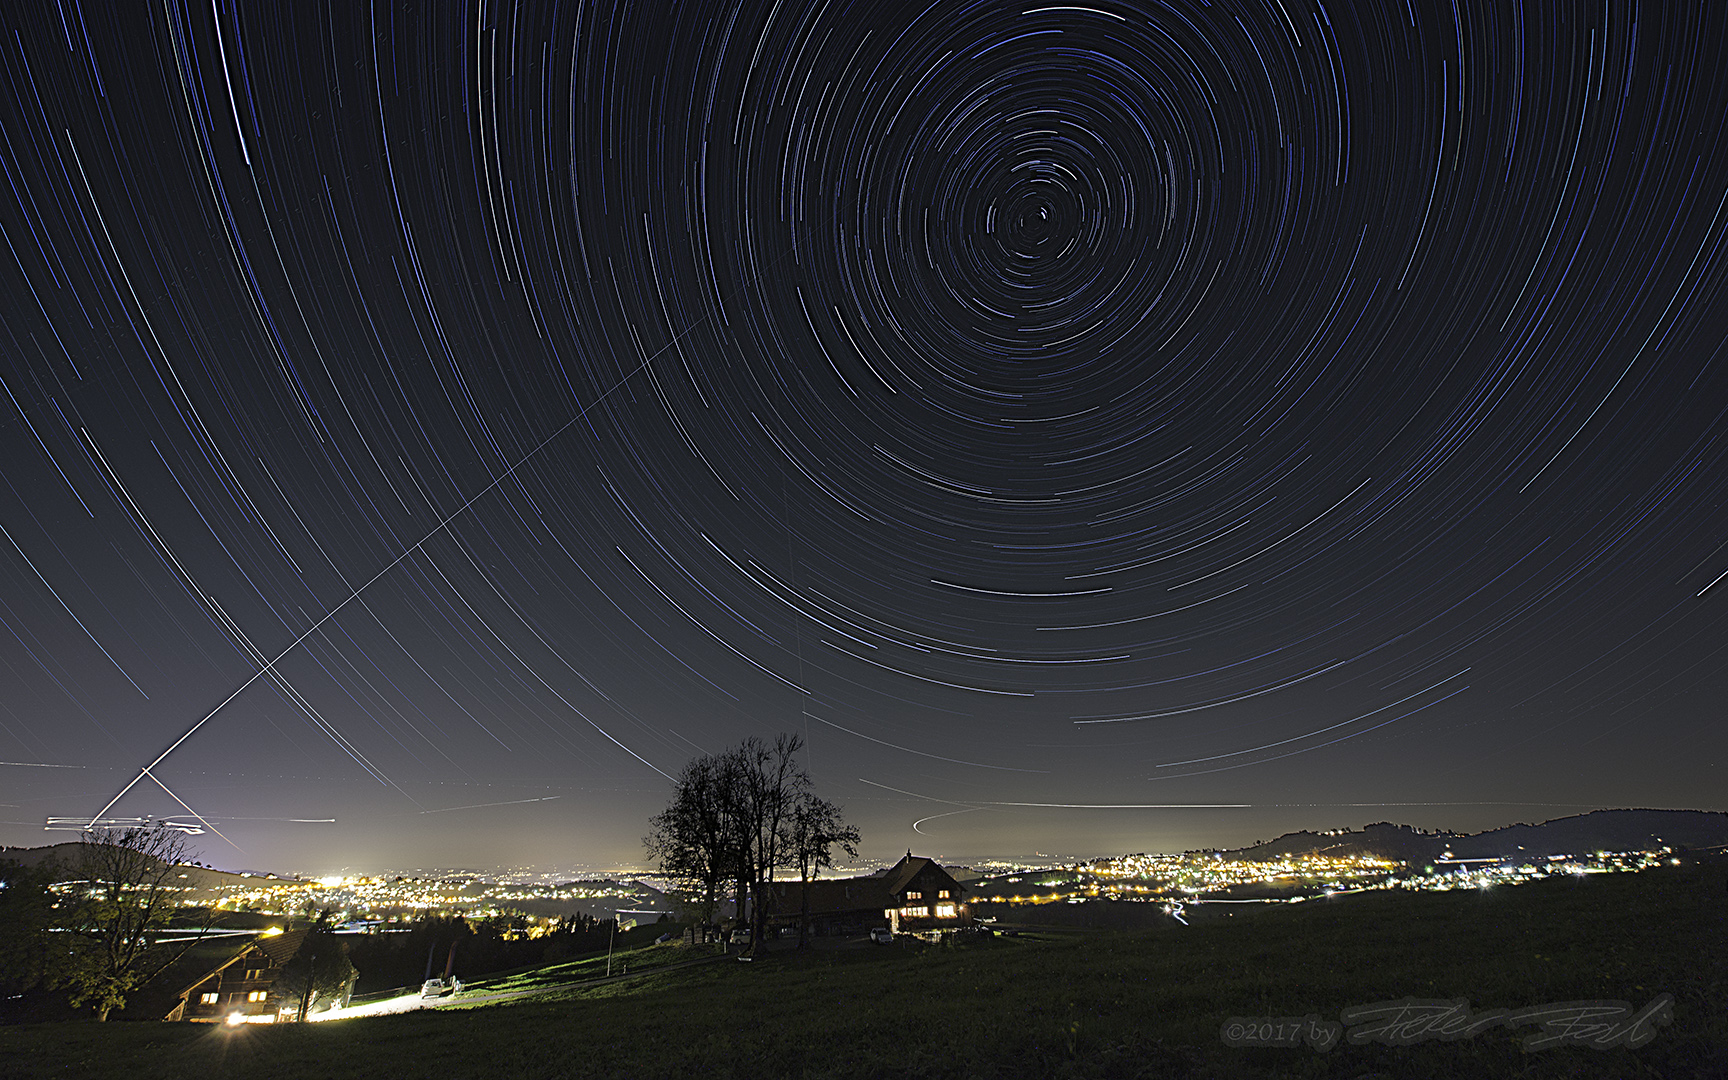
top-left (1223, 993), bottom-right (1672, 1052)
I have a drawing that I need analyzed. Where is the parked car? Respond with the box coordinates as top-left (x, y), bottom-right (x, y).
top-left (869, 927), bottom-right (893, 944)
top-left (420, 979), bottom-right (447, 998)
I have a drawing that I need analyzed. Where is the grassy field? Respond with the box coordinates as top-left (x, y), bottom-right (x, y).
top-left (452, 934), bottom-right (712, 997)
top-left (5, 857), bottom-right (1725, 1079)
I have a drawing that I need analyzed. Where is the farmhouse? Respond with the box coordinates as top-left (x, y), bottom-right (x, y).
top-left (767, 852), bottom-right (969, 937)
top-left (150, 928), bottom-right (311, 1022)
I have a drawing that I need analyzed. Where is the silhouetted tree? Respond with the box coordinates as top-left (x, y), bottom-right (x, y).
top-left (274, 912), bottom-right (356, 1020)
top-left (0, 859), bottom-right (74, 1018)
top-left (645, 752), bottom-right (740, 942)
top-left (782, 793), bottom-right (860, 947)
top-left (539, 912), bottom-right (608, 962)
top-left (344, 914), bottom-right (473, 993)
top-left (646, 735), bottom-right (854, 954)
top-left (734, 734), bottom-right (807, 954)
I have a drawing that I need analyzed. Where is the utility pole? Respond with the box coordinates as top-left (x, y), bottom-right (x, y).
top-left (605, 913), bottom-right (616, 977)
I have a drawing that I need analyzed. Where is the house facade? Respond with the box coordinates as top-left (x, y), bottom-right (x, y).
top-left (164, 929), bottom-right (308, 1023)
top-left (767, 853), bottom-right (970, 937)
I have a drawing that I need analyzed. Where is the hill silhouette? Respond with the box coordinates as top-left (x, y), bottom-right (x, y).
top-left (0, 841), bottom-right (282, 895)
top-left (1223, 808), bottom-right (1728, 864)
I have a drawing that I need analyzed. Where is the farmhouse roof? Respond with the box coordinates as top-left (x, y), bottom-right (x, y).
top-left (251, 928), bottom-right (309, 968)
top-left (881, 856), bottom-right (940, 895)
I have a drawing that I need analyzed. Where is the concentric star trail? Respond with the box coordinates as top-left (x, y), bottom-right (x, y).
top-left (0, 0), bottom-right (1723, 868)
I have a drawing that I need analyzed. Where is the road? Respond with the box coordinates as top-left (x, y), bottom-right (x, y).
top-left (309, 951), bottom-right (731, 1021)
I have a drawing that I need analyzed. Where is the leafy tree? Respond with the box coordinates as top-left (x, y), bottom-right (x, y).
top-left (64, 824), bottom-right (207, 1020)
top-left (781, 793), bottom-right (861, 947)
top-left (0, 859), bottom-right (75, 1018)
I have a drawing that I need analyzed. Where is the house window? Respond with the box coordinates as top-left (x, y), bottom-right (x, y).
top-left (938, 889), bottom-right (950, 899)
top-left (247, 991), bottom-right (267, 1003)
top-left (901, 906), bottom-right (928, 918)
top-left (906, 891), bottom-right (921, 900)
top-left (200, 993), bottom-right (218, 1005)
top-left (245, 969), bottom-right (264, 981)
top-left (935, 903), bottom-right (956, 918)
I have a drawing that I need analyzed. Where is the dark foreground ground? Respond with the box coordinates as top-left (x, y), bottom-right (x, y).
top-left (5, 856), bottom-right (1725, 1079)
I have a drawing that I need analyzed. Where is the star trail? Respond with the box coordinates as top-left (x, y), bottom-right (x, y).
top-left (1, 1), bottom-right (1725, 871)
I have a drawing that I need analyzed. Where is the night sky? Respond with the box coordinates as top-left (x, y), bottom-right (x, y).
top-left (2, 1), bottom-right (1725, 875)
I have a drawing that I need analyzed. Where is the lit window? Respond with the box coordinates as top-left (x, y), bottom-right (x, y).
top-left (200, 993), bottom-right (218, 1005)
top-left (245, 969), bottom-right (263, 981)
top-left (937, 890), bottom-right (950, 899)
top-left (247, 991), bottom-right (267, 1003)
top-left (906, 891), bottom-right (921, 900)
top-left (901, 906), bottom-right (928, 918)
top-left (935, 904), bottom-right (956, 918)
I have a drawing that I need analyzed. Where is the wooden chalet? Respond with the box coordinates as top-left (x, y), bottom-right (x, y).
top-left (156, 928), bottom-right (309, 1022)
top-left (767, 853), bottom-right (969, 937)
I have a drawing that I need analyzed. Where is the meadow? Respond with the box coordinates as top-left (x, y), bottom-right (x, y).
top-left (5, 856), bottom-right (1724, 1079)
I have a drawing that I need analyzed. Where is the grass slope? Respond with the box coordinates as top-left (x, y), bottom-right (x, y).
top-left (455, 931), bottom-right (697, 998)
top-left (5, 858), bottom-right (1725, 1079)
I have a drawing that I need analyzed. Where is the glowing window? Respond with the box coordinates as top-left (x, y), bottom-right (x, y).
top-left (937, 890), bottom-right (950, 899)
top-left (906, 891), bottom-right (921, 900)
top-left (935, 904), bottom-right (956, 918)
top-left (247, 991), bottom-right (267, 1003)
top-left (901, 906), bottom-right (928, 918)
top-left (199, 992), bottom-right (218, 1005)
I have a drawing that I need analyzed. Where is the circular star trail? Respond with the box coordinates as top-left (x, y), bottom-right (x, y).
top-left (0, 1), bottom-right (1725, 868)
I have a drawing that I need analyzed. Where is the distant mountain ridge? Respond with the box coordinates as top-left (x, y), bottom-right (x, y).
top-left (1220, 809), bottom-right (1728, 864)
top-left (0, 841), bottom-right (282, 892)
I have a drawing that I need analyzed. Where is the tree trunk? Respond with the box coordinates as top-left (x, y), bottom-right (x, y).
top-left (733, 876), bottom-right (748, 946)
top-left (749, 877), bottom-right (771, 956)
top-left (798, 859), bottom-right (813, 948)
